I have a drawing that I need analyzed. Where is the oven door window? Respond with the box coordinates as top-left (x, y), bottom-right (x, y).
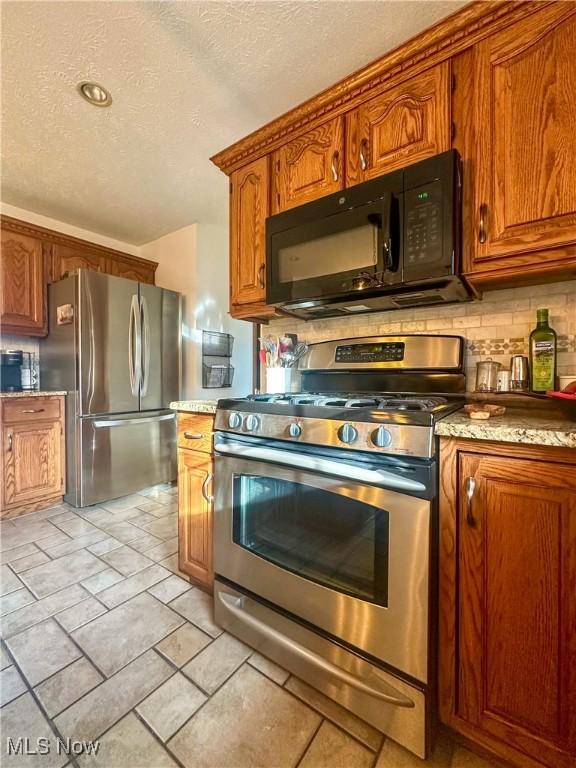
top-left (232, 475), bottom-right (389, 607)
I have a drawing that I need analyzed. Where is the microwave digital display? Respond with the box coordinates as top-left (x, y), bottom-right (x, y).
top-left (335, 342), bottom-right (405, 363)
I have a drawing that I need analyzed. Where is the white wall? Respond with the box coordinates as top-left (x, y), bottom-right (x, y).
top-left (141, 223), bottom-right (252, 400)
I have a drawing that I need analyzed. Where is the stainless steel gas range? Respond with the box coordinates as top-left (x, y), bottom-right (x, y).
top-left (212, 335), bottom-right (465, 758)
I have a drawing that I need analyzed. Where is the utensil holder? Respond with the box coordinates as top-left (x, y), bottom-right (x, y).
top-left (265, 368), bottom-right (293, 394)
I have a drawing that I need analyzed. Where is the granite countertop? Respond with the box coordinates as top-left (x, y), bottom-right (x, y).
top-left (169, 399), bottom-right (218, 414)
top-left (0, 391), bottom-right (67, 399)
top-left (435, 408), bottom-right (576, 449)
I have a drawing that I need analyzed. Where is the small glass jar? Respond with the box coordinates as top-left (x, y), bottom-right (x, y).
top-left (475, 358), bottom-right (501, 392)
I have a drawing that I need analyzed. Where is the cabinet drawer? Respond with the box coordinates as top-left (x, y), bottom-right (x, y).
top-left (3, 397), bottom-right (62, 424)
top-left (178, 413), bottom-right (214, 453)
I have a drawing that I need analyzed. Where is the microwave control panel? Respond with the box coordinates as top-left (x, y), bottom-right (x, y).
top-left (335, 342), bottom-right (405, 364)
top-left (404, 179), bottom-right (445, 271)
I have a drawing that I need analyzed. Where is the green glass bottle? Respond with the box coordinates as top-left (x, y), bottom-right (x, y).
top-left (529, 308), bottom-right (557, 392)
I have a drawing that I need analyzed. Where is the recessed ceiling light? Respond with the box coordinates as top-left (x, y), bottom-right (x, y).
top-left (77, 81), bottom-right (112, 107)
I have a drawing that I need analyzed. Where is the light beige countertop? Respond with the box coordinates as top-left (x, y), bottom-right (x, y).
top-left (0, 391), bottom-right (67, 399)
top-left (435, 408), bottom-right (576, 449)
top-left (169, 399), bottom-right (218, 414)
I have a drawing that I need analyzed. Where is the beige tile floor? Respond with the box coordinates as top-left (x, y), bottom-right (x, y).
top-left (0, 485), bottom-right (500, 768)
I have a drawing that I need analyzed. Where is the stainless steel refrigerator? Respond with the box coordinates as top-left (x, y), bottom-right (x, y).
top-left (40, 270), bottom-right (181, 507)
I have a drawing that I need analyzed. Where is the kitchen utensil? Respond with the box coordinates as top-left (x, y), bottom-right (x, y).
top-left (510, 355), bottom-right (530, 392)
top-left (281, 342), bottom-right (308, 367)
top-left (475, 358), bottom-right (501, 392)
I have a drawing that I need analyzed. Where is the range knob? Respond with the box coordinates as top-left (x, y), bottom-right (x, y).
top-left (288, 422), bottom-right (302, 438)
top-left (244, 414), bottom-right (260, 432)
top-left (338, 423), bottom-right (358, 445)
top-left (228, 412), bottom-right (242, 429)
top-left (371, 426), bottom-right (392, 448)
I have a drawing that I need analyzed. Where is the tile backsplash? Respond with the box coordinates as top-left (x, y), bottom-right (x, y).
top-left (268, 281), bottom-right (576, 391)
top-left (1, 335), bottom-right (40, 356)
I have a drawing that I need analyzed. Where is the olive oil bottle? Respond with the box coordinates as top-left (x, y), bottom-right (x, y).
top-left (529, 308), bottom-right (557, 392)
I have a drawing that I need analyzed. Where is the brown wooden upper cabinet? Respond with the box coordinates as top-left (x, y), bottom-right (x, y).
top-left (455, 451), bottom-right (576, 767)
top-left (1, 215), bottom-right (158, 337)
top-left (345, 63), bottom-right (451, 186)
top-left (109, 256), bottom-right (156, 285)
top-left (230, 156), bottom-right (270, 306)
top-left (465, 3), bottom-right (576, 283)
top-left (51, 243), bottom-right (109, 281)
top-left (271, 116), bottom-right (344, 214)
top-left (0, 229), bottom-right (47, 336)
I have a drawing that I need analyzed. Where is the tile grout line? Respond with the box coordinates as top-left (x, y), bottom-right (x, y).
top-left (292, 715), bottom-right (325, 768)
top-left (280, 675), bottom-right (383, 754)
top-left (1, 636), bottom-right (83, 768)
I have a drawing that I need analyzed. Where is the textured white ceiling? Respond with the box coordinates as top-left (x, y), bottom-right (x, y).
top-left (1, 0), bottom-right (466, 245)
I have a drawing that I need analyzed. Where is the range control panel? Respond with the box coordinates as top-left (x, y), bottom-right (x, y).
top-left (335, 342), bottom-right (405, 364)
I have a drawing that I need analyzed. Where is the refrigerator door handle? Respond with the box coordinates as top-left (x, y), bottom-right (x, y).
top-left (129, 295), bottom-right (141, 397)
top-left (93, 413), bottom-right (176, 428)
top-left (140, 294), bottom-right (151, 397)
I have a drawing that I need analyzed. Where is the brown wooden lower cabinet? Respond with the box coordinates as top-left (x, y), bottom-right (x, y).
top-left (177, 413), bottom-right (214, 589)
top-left (439, 438), bottom-right (576, 768)
top-left (1, 396), bottom-right (66, 518)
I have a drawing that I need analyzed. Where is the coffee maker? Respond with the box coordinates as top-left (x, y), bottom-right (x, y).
top-left (0, 350), bottom-right (36, 392)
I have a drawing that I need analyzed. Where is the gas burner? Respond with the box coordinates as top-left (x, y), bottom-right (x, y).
top-left (248, 392), bottom-right (449, 413)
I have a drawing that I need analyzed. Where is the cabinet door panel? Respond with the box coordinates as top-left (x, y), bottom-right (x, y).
top-left (458, 453), bottom-right (576, 765)
top-left (110, 258), bottom-right (156, 284)
top-left (346, 63), bottom-right (450, 185)
top-left (0, 230), bottom-right (47, 335)
top-left (472, 4), bottom-right (576, 263)
top-left (52, 244), bottom-right (109, 280)
top-left (3, 421), bottom-right (63, 508)
top-left (178, 449), bottom-right (213, 588)
top-left (272, 117), bottom-right (344, 213)
top-left (230, 157), bottom-right (269, 306)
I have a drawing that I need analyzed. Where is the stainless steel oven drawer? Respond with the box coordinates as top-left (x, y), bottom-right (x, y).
top-left (214, 579), bottom-right (427, 759)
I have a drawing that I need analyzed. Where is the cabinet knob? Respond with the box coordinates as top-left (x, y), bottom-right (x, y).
top-left (183, 432), bottom-right (204, 440)
top-left (465, 476), bottom-right (476, 527)
top-left (21, 408), bottom-right (45, 414)
top-left (7, 433), bottom-right (13, 452)
top-left (478, 203), bottom-right (488, 244)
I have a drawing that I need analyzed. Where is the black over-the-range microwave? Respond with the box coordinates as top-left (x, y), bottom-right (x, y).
top-left (266, 150), bottom-right (471, 319)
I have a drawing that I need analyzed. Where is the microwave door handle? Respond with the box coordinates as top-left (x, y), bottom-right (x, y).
top-left (384, 193), bottom-right (400, 273)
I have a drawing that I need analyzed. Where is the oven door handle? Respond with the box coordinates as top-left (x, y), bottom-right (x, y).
top-left (217, 590), bottom-right (415, 709)
top-left (215, 441), bottom-right (425, 493)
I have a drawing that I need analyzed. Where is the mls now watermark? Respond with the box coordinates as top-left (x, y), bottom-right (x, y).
top-left (7, 737), bottom-right (100, 757)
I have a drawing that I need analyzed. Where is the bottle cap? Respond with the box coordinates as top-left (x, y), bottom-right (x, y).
top-left (536, 307), bottom-right (549, 321)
